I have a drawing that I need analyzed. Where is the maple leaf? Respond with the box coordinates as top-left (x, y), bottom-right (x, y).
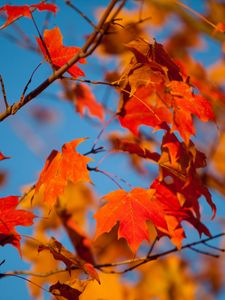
top-left (118, 38), bottom-right (215, 143)
top-left (165, 81), bottom-right (215, 142)
top-left (95, 179), bottom-right (213, 252)
top-left (0, 3), bottom-right (57, 30)
top-left (126, 39), bottom-right (183, 81)
top-left (95, 188), bottom-right (157, 252)
top-left (34, 139), bottom-right (91, 207)
top-left (119, 84), bottom-right (172, 136)
top-left (36, 27), bottom-right (86, 78)
top-left (73, 83), bottom-right (104, 121)
top-left (0, 196), bottom-right (35, 254)
top-left (158, 130), bottom-right (216, 219)
top-left (109, 133), bottom-right (160, 162)
top-left (49, 279), bottom-right (88, 300)
top-left (39, 237), bottom-right (100, 283)
top-left (119, 80), bottom-right (214, 143)
top-left (61, 216), bottom-right (95, 264)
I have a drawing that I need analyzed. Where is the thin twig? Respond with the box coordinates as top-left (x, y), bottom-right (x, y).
top-left (92, 114), bottom-right (117, 151)
top-left (147, 237), bottom-right (158, 257)
top-left (30, 13), bottom-right (54, 67)
top-left (88, 166), bottom-right (123, 189)
top-left (95, 232), bottom-right (225, 272)
top-left (0, 273), bottom-right (50, 294)
top-left (203, 241), bottom-right (225, 252)
top-left (64, 0), bottom-right (96, 29)
top-left (175, 0), bottom-right (218, 31)
top-left (2, 233), bottom-right (224, 278)
top-left (83, 146), bottom-right (105, 156)
top-left (20, 64), bottom-right (42, 101)
top-left (62, 76), bottom-right (119, 87)
top-left (189, 246), bottom-right (219, 258)
top-left (0, 75), bottom-right (8, 108)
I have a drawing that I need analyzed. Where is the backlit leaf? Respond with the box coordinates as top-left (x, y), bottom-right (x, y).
top-left (0, 196), bottom-right (35, 254)
top-left (34, 139), bottom-right (91, 207)
top-left (0, 3), bottom-right (57, 29)
top-left (36, 27), bottom-right (85, 78)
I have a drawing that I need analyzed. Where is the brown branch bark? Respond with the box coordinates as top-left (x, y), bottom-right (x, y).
top-left (0, 0), bottom-right (126, 122)
top-left (1, 232), bottom-right (224, 278)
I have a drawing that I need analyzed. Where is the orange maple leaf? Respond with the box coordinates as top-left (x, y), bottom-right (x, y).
top-left (0, 196), bottom-right (35, 254)
top-left (119, 84), bottom-right (172, 136)
top-left (94, 180), bottom-right (213, 252)
top-left (36, 27), bottom-right (86, 78)
top-left (166, 81), bottom-right (215, 142)
top-left (0, 3), bottom-right (57, 29)
top-left (119, 81), bottom-right (214, 143)
top-left (34, 139), bottom-right (91, 207)
top-left (74, 83), bottom-right (104, 121)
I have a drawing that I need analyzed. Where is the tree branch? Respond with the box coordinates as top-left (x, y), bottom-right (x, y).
top-left (1, 233), bottom-right (224, 278)
top-left (0, 0), bottom-right (127, 122)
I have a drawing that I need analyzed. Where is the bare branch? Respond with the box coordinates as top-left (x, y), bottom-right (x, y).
top-left (64, 0), bottom-right (96, 29)
top-left (2, 233), bottom-right (224, 278)
top-left (95, 232), bottom-right (225, 273)
top-left (62, 76), bottom-right (120, 87)
top-left (20, 63), bottom-right (42, 101)
top-left (189, 246), bottom-right (219, 258)
top-left (0, 75), bottom-right (8, 108)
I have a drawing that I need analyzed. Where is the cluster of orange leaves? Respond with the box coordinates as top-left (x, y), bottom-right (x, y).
top-left (0, 1), bottom-right (225, 299)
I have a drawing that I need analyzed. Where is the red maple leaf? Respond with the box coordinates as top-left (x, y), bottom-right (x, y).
top-left (73, 83), bottom-right (104, 121)
top-left (158, 130), bottom-right (216, 218)
top-left (119, 84), bottom-right (172, 136)
top-left (94, 181), bottom-right (211, 252)
top-left (34, 139), bottom-right (92, 207)
top-left (119, 81), bottom-right (214, 143)
top-left (0, 3), bottom-right (57, 29)
top-left (36, 27), bottom-right (86, 78)
top-left (166, 81), bottom-right (215, 142)
top-left (0, 196), bottom-right (35, 254)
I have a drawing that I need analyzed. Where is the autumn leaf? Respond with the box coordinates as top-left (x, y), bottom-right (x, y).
top-left (60, 217), bottom-right (95, 264)
top-left (50, 279), bottom-right (88, 300)
top-left (73, 83), bottom-right (104, 121)
top-left (119, 84), bottom-right (172, 136)
top-left (95, 179), bottom-right (213, 252)
top-left (136, 256), bottom-right (197, 300)
top-left (118, 38), bottom-right (215, 142)
top-left (165, 81), bottom-right (215, 142)
top-left (0, 196), bottom-right (35, 253)
top-left (39, 237), bottom-right (100, 283)
top-left (0, 3), bottom-right (57, 30)
top-left (95, 188), bottom-right (157, 252)
top-left (126, 39), bottom-right (183, 81)
top-left (38, 237), bottom-right (81, 273)
top-left (158, 130), bottom-right (216, 219)
top-left (119, 81), bottom-right (214, 143)
top-left (36, 27), bottom-right (86, 78)
top-left (34, 139), bottom-right (91, 207)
